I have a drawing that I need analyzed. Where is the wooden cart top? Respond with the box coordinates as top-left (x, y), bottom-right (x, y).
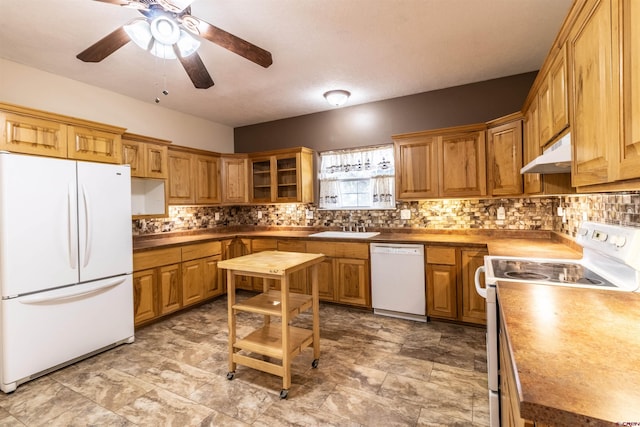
top-left (218, 251), bottom-right (325, 276)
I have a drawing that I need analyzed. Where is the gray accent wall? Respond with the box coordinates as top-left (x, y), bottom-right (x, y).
top-left (234, 71), bottom-right (537, 153)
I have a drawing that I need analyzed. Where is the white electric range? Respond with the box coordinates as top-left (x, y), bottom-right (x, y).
top-left (474, 221), bottom-right (640, 427)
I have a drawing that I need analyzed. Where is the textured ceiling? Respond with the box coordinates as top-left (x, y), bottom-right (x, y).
top-left (0, 0), bottom-right (573, 128)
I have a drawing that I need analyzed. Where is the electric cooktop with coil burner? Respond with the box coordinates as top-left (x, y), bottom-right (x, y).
top-left (484, 221), bottom-right (640, 292)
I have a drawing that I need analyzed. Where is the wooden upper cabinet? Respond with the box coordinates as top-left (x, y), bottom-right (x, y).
top-left (121, 133), bottom-right (170, 179)
top-left (67, 125), bottom-right (122, 164)
top-left (0, 103), bottom-right (125, 164)
top-left (249, 147), bottom-right (314, 203)
top-left (144, 143), bottom-right (169, 179)
top-left (537, 79), bottom-right (553, 146)
top-left (0, 110), bottom-right (68, 158)
top-left (618, 0), bottom-right (640, 181)
top-left (537, 44), bottom-right (568, 149)
top-left (394, 124), bottom-right (486, 199)
top-left (487, 117), bottom-right (523, 196)
top-left (523, 98), bottom-right (542, 194)
top-left (168, 148), bottom-right (195, 204)
top-left (550, 43), bottom-right (569, 138)
top-left (440, 130), bottom-right (486, 197)
top-left (250, 155), bottom-right (274, 203)
top-left (394, 135), bottom-right (439, 199)
top-left (122, 139), bottom-right (144, 177)
top-left (569, 0), bottom-right (620, 187)
top-left (195, 154), bottom-right (221, 204)
top-left (221, 155), bottom-right (248, 204)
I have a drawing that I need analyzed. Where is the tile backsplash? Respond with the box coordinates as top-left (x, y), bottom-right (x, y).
top-left (132, 192), bottom-right (640, 238)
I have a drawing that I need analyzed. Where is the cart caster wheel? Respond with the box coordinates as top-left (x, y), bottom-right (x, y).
top-left (279, 389), bottom-right (288, 399)
top-left (226, 371), bottom-right (235, 380)
top-left (311, 359), bottom-right (319, 368)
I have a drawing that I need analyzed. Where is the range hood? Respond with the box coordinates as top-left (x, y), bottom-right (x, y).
top-left (521, 132), bottom-right (572, 174)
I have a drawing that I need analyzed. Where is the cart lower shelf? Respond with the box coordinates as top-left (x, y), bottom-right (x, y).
top-left (233, 324), bottom-right (313, 359)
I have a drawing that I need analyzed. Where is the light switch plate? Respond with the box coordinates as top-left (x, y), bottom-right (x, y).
top-left (305, 209), bottom-right (313, 219)
top-left (400, 209), bottom-right (411, 220)
top-left (497, 206), bottom-right (506, 220)
top-left (214, 212), bottom-right (220, 221)
top-left (257, 211), bottom-right (263, 219)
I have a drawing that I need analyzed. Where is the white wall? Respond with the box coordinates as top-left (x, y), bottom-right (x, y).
top-left (0, 59), bottom-right (234, 153)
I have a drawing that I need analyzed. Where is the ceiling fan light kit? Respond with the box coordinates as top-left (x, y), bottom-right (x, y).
top-left (324, 90), bottom-right (351, 107)
top-left (124, 17), bottom-right (200, 59)
top-left (77, 0), bottom-right (273, 90)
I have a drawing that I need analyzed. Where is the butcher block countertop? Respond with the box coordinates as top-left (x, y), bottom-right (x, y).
top-left (217, 251), bottom-right (325, 276)
top-left (498, 282), bottom-right (640, 426)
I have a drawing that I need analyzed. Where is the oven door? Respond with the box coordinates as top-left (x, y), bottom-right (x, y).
top-left (475, 265), bottom-right (499, 427)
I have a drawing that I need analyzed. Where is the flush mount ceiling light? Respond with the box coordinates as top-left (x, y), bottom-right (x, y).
top-left (324, 90), bottom-right (351, 107)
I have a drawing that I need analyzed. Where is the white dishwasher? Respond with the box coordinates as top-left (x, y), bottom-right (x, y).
top-left (370, 243), bottom-right (426, 322)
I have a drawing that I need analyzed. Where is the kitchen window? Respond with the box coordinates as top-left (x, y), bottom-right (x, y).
top-left (318, 144), bottom-right (395, 209)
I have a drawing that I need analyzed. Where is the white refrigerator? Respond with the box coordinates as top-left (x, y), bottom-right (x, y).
top-left (0, 152), bottom-right (134, 393)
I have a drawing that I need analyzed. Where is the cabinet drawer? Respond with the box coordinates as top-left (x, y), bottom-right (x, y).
top-left (182, 241), bottom-right (222, 261)
top-left (277, 240), bottom-right (306, 253)
top-left (306, 241), bottom-right (369, 259)
top-left (251, 238), bottom-right (277, 252)
top-left (426, 247), bottom-right (456, 265)
top-left (134, 247), bottom-right (181, 271)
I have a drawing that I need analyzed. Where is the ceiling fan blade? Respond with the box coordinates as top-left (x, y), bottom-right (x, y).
top-left (194, 19), bottom-right (273, 68)
top-left (93, 0), bottom-right (149, 9)
top-left (158, 0), bottom-right (194, 13)
top-left (77, 27), bottom-right (131, 62)
top-left (175, 50), bottom-right (214, 89)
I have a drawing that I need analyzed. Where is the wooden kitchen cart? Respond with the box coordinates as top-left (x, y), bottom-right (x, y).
top-left (217, 250), bottom-right (325, 399)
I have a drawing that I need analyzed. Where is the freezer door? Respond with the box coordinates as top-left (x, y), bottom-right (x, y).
top-left (0, 275), bottom-right (134, 392)
top-left (0, 153), bottom-right (79, 296)
top-left (77, 161), bottom-right (133, 282)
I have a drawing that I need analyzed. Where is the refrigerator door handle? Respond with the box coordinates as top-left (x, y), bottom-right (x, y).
top-left (67, 183), bottom-right (77, 269)
top-left (18, 277), bottom-right (127, 304)
top-left (81, 184), bottom-right (92, 267)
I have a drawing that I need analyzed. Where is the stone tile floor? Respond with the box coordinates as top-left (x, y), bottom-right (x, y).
top-left (0, 292), bottom-right (489, 426)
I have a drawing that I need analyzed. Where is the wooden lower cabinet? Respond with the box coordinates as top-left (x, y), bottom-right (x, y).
top-left (315, 257), bottom-right (336, 301)
top-left (204, 255), bottom-right (224, 298)
top-left (277, 240), bottom-right (308, 294)
top-left (181, 241), bottom-right (223, 307)
top-left (426, 246), bottom-right (458, 320)
top-left (224, 237), bottom-right (254, 290)
top-left (426, 245), bottom-right (487, 325)
top-left (158, 264), bottom-right (181, 315)
top-left (133, 268), bottom-right (158, 325)
top-left (305, 241), bottom-right (370, 308)
top-left (132, 242), bottom-right (223, 327)
top-left (500, 318), bottom-right (536, 427)
top-left (461, 249), bottom-right (488, 324)
top-left (335, 258), bottom-right (369, 307)
top-left (182, 258), bottom-right (206, 307)
top-left (427, 263), bottom-right (458, 320)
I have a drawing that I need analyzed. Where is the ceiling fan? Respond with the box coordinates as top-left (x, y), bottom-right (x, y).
top-left (76, 0), bottom-right (273, 89)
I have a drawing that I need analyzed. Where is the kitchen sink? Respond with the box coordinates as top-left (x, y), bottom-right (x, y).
top-left (308, 231), bottom-right (380, 239)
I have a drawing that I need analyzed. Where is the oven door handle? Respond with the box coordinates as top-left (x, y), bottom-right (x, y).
top-left (474, 266), bottom-right (487, 299)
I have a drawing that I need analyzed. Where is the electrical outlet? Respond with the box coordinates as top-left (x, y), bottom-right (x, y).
top-left (497, 206), bottom-right (506, 220)
top-left (257, 211), bottom-right (263, 219)
top-left (400, 209), bottom-right (411, 220)
top-left (557, 207), bottom-right (564, 217)
top-left (305, 209), bottom-right (313, 219)
top-left (214, 212), bottom-right (220, 221)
